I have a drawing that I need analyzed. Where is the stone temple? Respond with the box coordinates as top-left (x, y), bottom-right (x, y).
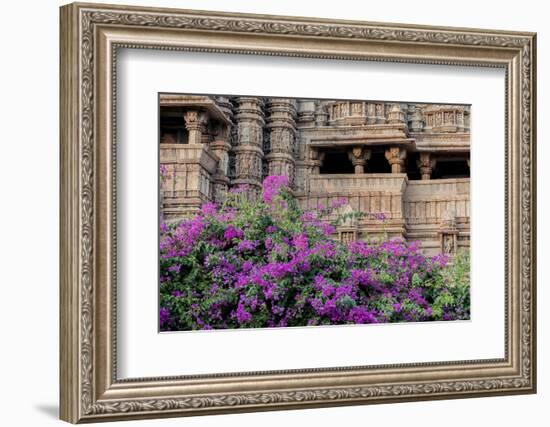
top-left (159, 95), bottom-right (470, 256)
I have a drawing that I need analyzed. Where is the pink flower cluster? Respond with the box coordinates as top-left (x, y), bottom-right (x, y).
top-left (159, 175), bottom-right (470, 331)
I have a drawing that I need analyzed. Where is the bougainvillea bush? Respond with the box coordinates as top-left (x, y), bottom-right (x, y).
top-left (159, 175), bottom-right (470, 331)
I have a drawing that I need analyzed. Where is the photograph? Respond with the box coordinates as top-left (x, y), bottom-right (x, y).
top-left (158, 94), bottom-right (471, 331)
top-left (56, 2), bottom-right (536, 422)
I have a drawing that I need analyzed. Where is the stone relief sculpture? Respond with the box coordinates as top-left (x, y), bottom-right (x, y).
top-left (443, 234), bottom-right (455, 255)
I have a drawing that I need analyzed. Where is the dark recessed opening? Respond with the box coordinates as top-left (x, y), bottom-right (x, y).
top-left (160, 107), bottom-right (189, 144)
top-left (320, 151), bottom-right (354, 174)
top-left (432, 158), bottom-right (470, 179)
top-left (366, 149), bottom-right (391, 173)
top-left (406, 152), bottom-right (421, 180)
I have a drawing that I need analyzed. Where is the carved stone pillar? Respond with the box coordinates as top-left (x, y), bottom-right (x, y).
top-left (183, 110), bottom-right (208, 145)
top-left (214, 96), bottom-right (233, 119)
top-left (417, 152), bottom-right (436, 180)
top-left (210, 99), bottom-right (233, 203)
top-left (296, 100), bottom-right (316, 129)
top-left (265, 98), bottom-right (297, 185)
top-left (348, 146), bottom-right (371, 174)
top-left (210, 140), bottom-right (231, 203)
top-left (233, 97), bottom-right (265, 195)
top-left (311, 150), bottom-right (325, 174)
top-left (385, 146), bottom-right (407, 174)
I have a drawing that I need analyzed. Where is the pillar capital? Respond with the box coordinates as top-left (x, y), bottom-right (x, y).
top-left (348, 146), bottom-right (372, 174)
top-left (417, 152), bottom-right (437, 180)
top-left (183, 110), bottom-right (208, 144)
top-left (234, 97), bottom-right (265, 126)
top-left (183, 110), bottom-right (207, 130)
top-left (385, 146), bottom-right (407, 173)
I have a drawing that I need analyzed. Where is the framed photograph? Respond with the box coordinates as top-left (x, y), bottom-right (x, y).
top-left (60, 2), bottom-right (537, 423)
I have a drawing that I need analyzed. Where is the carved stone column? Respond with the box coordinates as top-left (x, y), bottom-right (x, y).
top-left (233, 97), bottom-right (265, 195)
top-left (348, 146), bottom-right (371, 174)
top-left (210, 99), bottom-right (233, 203)
top-left (210, 139), bottom-right (231, 203)
top-left (265, 98), bottom-right (297, 184)
top-left (214, 96), bottom-right (233, 119)
top-left (311, 150), bottom-right (325, 174)
top-left (296, 100), bottom-right (315, 128)
top-left (183, 110), bottom-right (208, 145)
top-left (385, 146), bottom-right (407, 174)
top-left (417, 152), bottom-right (436, 180)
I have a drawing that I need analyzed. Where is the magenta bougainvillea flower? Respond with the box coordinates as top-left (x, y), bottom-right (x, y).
top-left (159, 175), bottom-right (470, 331)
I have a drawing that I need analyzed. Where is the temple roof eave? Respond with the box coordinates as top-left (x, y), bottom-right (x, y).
top-left (160, 95), bottom-right (232, 126)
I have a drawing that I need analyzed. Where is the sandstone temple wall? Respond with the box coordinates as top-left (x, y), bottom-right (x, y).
top-left (159, 95), bottom-right (471, 256)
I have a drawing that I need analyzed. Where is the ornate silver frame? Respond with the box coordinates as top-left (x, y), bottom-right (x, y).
top-left (59, 2), bottom-right (537, 423)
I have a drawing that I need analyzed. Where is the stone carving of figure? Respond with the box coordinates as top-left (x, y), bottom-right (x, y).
top-left (443, 234), bottom-right (454, 254)
top-left (220, 152), bottom-right (229, 175)
top-left (339, 204), bottom-right (357, 227)
top-left (239, 126), bottom-right (249, 143)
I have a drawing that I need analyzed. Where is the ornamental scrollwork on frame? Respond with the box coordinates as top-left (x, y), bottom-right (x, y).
top-left (77, 8), bottom-right (534, 417)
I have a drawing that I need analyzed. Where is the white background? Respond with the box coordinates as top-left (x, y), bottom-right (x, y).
top-left (118, 50), bottom-right (504, 377)
top-left (0, 0), bottom-right (547, 426)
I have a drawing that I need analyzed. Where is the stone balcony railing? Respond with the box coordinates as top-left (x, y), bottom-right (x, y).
top-left (405, 178), bottom-right (470, 222)
top-left (303, 174), bottom-right (409, 221)
top-left (326, 101), bottom-right (388, 126)
top-left (422, 105), bottom-right (469, 133)
top-left (308, 173), bottom-right (407, 194)
top-left (159, 143), bottom-right (219, 173)
top-left (304, 174), bottom-right (469, 224)
top-left (160, 144), bottom-right (220, 216)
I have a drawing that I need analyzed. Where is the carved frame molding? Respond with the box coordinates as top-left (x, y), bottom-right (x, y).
top-left (60, 2), bottom-right (536, 423)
